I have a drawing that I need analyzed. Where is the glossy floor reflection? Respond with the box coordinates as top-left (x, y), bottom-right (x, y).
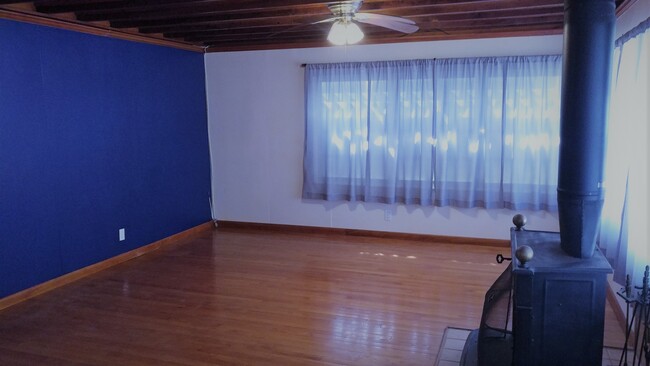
top-left (0, 228), bottom-right (626, 365)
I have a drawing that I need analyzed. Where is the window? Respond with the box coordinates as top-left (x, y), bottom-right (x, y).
top-left (303, 56), bottom-right (562, 211)
top-left (599, 17), bottom-right (650, 285)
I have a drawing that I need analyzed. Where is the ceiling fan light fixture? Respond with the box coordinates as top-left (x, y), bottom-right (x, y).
top-left (327, 20), bottom-right (364, 45)
top-left (345, 22), bottom-right (364, 44)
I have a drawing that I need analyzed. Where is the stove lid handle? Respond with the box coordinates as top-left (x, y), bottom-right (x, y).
top-left (496, 254), bottom-right (512, 264)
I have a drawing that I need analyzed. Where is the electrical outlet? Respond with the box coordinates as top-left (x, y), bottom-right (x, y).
top-left (384, 208), bottom-right (392, 221)
top-left (119, 228), bottom-right (125, 241)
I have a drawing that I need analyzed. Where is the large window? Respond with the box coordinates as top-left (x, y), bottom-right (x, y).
top-left (303, 56), bottom-right (562, 211)
top-left (599, 17), bottom-right (650, 285)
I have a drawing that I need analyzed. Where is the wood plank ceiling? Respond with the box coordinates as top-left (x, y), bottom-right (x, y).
top-left (0, 0), bottom-right (636, 53)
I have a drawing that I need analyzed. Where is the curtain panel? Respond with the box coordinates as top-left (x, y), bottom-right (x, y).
top-left (303, 56), bottom-right (562, 211)
top-left (599, 17), bottom-right (650, 284)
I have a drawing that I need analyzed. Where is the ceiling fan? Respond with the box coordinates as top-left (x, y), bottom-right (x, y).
top-left (318, 1), bottom-right (419, 45)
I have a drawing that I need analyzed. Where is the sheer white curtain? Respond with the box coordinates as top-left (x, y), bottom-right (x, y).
top-left (303, 60), bottom-right (435, 204)
top-left (432, 57), bottom-right (561, 209)
top-left (600, 18), bottom-right (650, 284)
top-left (303, 56), bottom-right (562, 210)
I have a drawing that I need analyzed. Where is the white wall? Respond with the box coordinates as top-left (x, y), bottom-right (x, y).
top-left (205, 35), bottom-right (564, 240)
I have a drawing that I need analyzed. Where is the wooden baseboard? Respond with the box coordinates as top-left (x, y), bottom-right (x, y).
top-left (0, 221), bottom-right (215, 311)
top-left (215, 220), bottom-right (510, 247)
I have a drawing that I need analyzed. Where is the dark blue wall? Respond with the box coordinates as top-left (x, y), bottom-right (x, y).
top-left (0, 19), bottom-right (212, 298)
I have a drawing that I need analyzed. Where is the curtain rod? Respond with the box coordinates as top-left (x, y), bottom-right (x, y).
top-left (301, 56), bottom-right (560, 68)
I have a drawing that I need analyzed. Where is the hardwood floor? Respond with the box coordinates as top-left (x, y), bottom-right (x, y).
top-left (0, 228), bottom-right (625, 365)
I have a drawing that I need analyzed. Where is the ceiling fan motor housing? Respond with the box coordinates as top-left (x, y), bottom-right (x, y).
top-left (328, 1), bottom-right (363, 18)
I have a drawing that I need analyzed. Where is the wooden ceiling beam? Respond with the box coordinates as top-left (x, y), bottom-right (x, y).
top-left (75, 0), bottom-right (335, 22)
top-left (13, 0), bottom-right (635, 52)
top-left (168, 7), bottom-right (562, 43)
top-left (192, 29), bottom-right (450, 45)
top-left (35, 0), bottom-right (219, 14)
top-left (191, 14), bottom-right (563, 48)
top-left (74, 0), bottom-right (494, 23)
top-left (164, 26), bottom-right (319, 39)
top-left (414, 9), bottom-right (563, 25)
top-left (31, 0), bottom-right (123, 12)
top-left (115, 0), bottom-right (561, 30)
top-left (36, 0), bottom-right (342, 14)
top-left (205, 24), bottom-right (563, 52)
top-left (133, 0), bottom-right (562, 34)
top-left (105, 7), bottom-right (332, 28)
top-left (137, 16), bottom-right (325, 34)
top-left (425, 14), bottom-right (564, 30)
top-left (180, 26), bottom-right (332, 42)
top-left (183, 24), bottom-right (428, 43)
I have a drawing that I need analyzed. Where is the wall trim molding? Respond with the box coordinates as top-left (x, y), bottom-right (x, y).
top-left (216, 220), bottom-right (510, 247)
top-left (0, 220), bottom-right (513, 311)
top-left (0, 7), bottom-right (204, 53)
top-left (616, 0), bottom-right (640, 16)
top-left (0, 221), bottom-right (215, 311)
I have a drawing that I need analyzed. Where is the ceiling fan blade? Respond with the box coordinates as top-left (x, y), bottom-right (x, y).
top-left (354, 15), bottom-right (419, 34)
top-left (354, 13), bottom-right (416, 25)
top-left (313, 17), bottom-right (338, 25)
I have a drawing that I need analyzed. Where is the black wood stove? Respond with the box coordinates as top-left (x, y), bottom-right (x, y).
top-left (460, 220), bottom-right (612, 366)
top-left (460, 0), bottom-right (617, 365)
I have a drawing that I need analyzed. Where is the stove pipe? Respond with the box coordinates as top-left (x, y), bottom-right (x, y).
top-left (557, 0), bottom-right (616, 258)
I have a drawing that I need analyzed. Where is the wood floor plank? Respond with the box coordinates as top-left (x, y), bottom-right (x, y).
top-left (0, 228), bottom-right (625, 365)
